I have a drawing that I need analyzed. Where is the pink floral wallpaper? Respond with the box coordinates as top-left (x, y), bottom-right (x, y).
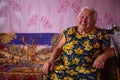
top-left (0, 0), bottom-right (120, 33)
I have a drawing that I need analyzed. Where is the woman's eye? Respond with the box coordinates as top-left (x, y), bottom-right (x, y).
top-left (87, 16), bottom-right (92, 19)
top-left (80, 16), bottom-right (84, 19)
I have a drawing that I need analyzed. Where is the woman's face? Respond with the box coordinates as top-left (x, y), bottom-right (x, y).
top-left (78, 9), bottom-right (95, 32)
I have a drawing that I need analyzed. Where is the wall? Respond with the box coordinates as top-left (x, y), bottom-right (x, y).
top-left (0, 0), bottom-right (120, 33)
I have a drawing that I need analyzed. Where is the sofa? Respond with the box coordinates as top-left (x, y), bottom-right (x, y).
top-left (0, 33), bottom-right (119, 80)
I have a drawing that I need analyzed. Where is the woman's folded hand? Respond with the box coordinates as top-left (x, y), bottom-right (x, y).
top-left (42, 60), bottom-right (54, 74)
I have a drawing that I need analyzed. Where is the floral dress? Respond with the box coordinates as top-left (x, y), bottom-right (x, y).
top-left (43, 26), bottom-right (110, 80)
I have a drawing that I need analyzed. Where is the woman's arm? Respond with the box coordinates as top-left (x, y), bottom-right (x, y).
top-left (93, 47), bottom-right (115, 69)
top-left (49, 34), bottom-right (66, 62)
top-left (42, 33), bottom-right (66, 74)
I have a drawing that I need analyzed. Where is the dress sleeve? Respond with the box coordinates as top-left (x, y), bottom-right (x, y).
top-left (63, 27), bottom-right (71, 39)
top-left (101, 31), bottom-right (110, 50)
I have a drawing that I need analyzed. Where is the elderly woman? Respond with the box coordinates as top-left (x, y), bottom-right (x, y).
top-left (42, 7), bottom-right (115, 80)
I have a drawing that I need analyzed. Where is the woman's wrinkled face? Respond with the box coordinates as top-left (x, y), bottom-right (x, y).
top-left (78, 9), bottom-right (95, 31)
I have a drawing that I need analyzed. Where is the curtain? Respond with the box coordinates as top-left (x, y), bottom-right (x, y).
top-left (0, 0), bottom-right (120, 33)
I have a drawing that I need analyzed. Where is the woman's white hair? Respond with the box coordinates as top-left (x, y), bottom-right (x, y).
top-left (78, 7), bottom-right (98, 23)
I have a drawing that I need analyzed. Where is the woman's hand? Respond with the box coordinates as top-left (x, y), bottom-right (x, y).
top-left (93, 54), bottom-right (106, 69)
top-left (93, 47), bottom-right (115, 69)
top-left (42, 60), bottom-right (54, 74)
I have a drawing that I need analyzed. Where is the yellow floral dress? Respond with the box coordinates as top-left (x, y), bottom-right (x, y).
top-left (43, 26), bottom-right (110, 80)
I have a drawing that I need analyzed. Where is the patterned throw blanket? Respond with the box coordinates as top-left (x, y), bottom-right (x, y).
top-left (0, 33), bottom-right (61, 80)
